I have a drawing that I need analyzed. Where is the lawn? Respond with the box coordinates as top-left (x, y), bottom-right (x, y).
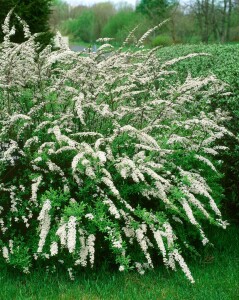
top-left (0, 224), bottom-right (238, 300)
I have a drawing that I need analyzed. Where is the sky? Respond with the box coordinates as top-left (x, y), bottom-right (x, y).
top-left (65, 0), bottom-right (137, 7)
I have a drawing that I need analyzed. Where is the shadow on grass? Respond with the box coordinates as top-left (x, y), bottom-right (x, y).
top-left (0, 224), bottom-right (238, 300)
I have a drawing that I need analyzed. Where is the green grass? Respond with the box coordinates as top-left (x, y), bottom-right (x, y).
top-left (0, 224), bottom-right (238, 300)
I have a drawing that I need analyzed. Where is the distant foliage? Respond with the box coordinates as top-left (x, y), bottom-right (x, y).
top-left (62, 10), bottom-right (95, 43)
top-left (60, 2), bottom-right (116, 44)
top-left (136, 0), bottom-right (170, 20)
top-left (151, 34), bottom-right (173, 47)
top-left (101, 11), bottom-right (150, 44)
top-left (0, 12), bottom-right (233, 282)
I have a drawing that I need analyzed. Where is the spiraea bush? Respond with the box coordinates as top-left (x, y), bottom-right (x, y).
top-left (156, 44), bottom-right (239, 221)
top-left (0, 11), bottom-right (234, 282)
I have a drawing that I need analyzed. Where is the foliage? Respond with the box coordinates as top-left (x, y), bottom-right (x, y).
top-left (62, 10), bottom-right (95, 43)
top-left (136, 0), bottom-right (172, 20)
top-left (151, 34), bottom-right (173, 47)
top-left (92, 2), bottom-right (116, 39)
top-left (101, 11), bottom-right (150, 44)
top-left (0, 13), bottom-right (234, 282)
top-left (61, 3), bottom-right (117, 44)
top-left (60, 3), bottom-right (116, 44)
top-left (49, 0), bottom-right (72, 31)
top-left (156, 44), bottom-right (239, 221)
top-left (60, 5), bottom-right (152, 45)
top-left (51, 0), bottom-right (239, 45)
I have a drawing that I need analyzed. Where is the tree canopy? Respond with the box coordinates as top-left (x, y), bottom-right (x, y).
top-left (136, 0), bottom-right (172, 20)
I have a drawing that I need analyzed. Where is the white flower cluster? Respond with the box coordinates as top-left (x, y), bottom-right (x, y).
top-left (115, 156), bottom-right (145, 182)
top-left (75, 229), bottom-right (96, 268)
top-left (173, 249), bottom-right (195, 283)
top-left (2, 246), bottom-right (9, 262)
top-left (30, 176), bottom-right (42, 204)
top-left (56, 223), bottom-right (67, 247)
top-left (135, 224), bottom-right (153, 268)
top-left (103, 198), bottom-right (121, 219)
top-left (67, 216), bottom-right (77, 253)
top-left (50, 242), bottom-right (58, 256)
top-left (152, 228), bottom-right (167, 264)
top-left (37, 200), bottom-right (51, 253)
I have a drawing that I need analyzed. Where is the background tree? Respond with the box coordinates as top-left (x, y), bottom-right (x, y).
top-left (61, 9), bottom-right (95, 43)
top-left (136, 0), bottom-right (179, 44)
top-left (192, 0), bottom-right (215, 43)
top-left (101, 7), bottom-right (150, 44)
top-left (48, 0), bottom-right (239, 45)
top-left (136, 0), bottom-right (172, 22)
top-left (49, 0), bottom-right (70, 32)
top-left (191, 0), bottom-right (235, 43)
top-left (92, 2), bottom-right (116, 39)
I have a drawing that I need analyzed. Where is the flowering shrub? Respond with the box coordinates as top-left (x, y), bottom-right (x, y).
top-left (157, 44), bottom-right (239, 221)
top-left (0, 12), bottom-right (233, 282)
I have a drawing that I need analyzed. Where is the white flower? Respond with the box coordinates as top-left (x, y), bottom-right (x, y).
top-left (101, 176), bottom-right (120, 197)
top-left (30, 176), bottom-right (42, 203)
top-left (23, 267), bottom-right (30, 274)
top-left (112, 240), bottom-right (122, 249)
top-left (173, 249), bottom-right (195, 283)
top-left (68, 268), bottom-right (75, 281)
top-left (50, 242), bottom-right (58, 256)
top-left (37, 200), bottom-right (51, 253)
top-left (97, 151), bottom-right (107, 163)
top-left (85, 213), bottom-right (94, 220)
top-left (103, 198), bottom-right (120, 219)
top-left (2, 246), bottom-right (9, 262)
top-left (135, 262), bottom-right (145, 275)
top-left (56, 223), bottom-right (67, 247)
top-left (135, 225), bottom-right (153, 268)
top-left (67, 216), bottom-right (77, 253)
top-left (119, 265), bottom-right (125, 271)
top-left (9, 240), bottom-right (13, 254)
top-left (152, 228), bottom-right (167, 263)
top-left (87, 234), bottom-right (96, 267)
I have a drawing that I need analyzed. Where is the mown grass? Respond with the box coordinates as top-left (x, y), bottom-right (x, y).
top-left (0, 224), bottom-right (238, 300)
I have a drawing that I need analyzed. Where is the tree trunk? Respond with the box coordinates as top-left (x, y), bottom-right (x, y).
top-left (226, 0), bottom-right (232, 41)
